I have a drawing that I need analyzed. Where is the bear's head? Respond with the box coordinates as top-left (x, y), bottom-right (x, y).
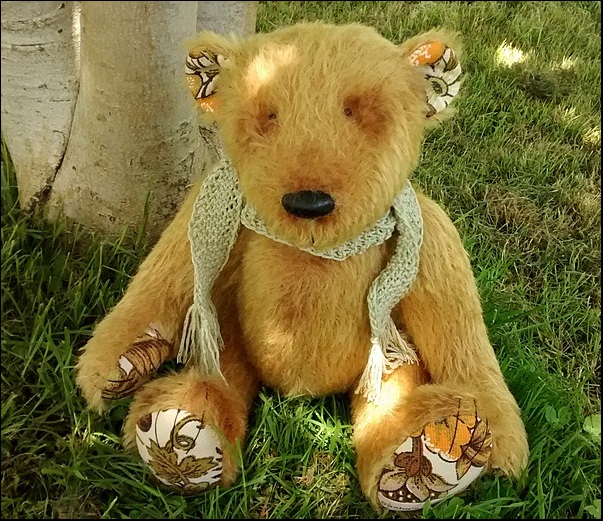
top-left (186, 22), bottom-right (461, 249)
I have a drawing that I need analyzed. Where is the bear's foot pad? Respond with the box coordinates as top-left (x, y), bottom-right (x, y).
top-left (378, 413), bottom-right (492, 511)
top-left (136, 408), bottom-right (223, 494)
top-left (101, 326), bottom-right (173, 400)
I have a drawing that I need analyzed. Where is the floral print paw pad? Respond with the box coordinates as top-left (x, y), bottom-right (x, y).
top-left (378, 412), bottom-right (492, 511)
top-left (136, 409), bottom-right (223, 494)
top-left (101, 326), bottom-right (173, 400)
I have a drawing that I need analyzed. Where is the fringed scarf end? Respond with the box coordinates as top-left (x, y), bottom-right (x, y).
top-left (355, 319), bottom-right (418, 404)
top-left (177, 302), bottom-right (225, 380)
top-left (382, 318), bottom-right (418, 370)
top-left (355, 339), bottom-right (387, 404)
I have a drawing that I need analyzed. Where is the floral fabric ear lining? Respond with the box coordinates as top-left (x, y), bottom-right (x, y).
top-left (186, 49), bottom-right (228, 112)
top-left (409, 41), bottom-right (462, 118)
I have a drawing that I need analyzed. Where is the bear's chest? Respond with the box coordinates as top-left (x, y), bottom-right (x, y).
top-left (236, 231), bottom-right (388, 396)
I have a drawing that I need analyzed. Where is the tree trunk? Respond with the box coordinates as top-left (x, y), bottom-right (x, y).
top-left (1, 1), bottom-right (78, 213)
top-left (197, 1), bottom-right (258, 37)
top-left (1, 1), bottom-right (258, 240)
top-left (45, 1), bottom-right (207, 240)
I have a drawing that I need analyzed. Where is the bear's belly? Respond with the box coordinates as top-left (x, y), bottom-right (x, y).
top-left (237, 233), bottom-right (388, 396)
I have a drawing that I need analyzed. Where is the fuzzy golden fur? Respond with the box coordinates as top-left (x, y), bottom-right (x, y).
top-left (76, 22), bottom-right (528, 509)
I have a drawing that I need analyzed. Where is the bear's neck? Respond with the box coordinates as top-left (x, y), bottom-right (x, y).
top-left (239, 200), bottom-right (399, 262)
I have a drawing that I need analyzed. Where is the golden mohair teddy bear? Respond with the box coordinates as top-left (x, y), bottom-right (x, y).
top-left (76, 22), bottom-right (529, 512)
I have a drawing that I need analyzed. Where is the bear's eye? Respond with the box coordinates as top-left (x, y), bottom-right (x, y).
top-left (254, 106), bottom-right (279, 137)
top-left (343, 92), bottom-right (389, 140)
top-left (343, 96), bottom-right (361, 119)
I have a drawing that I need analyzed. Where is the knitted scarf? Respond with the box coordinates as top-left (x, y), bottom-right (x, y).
top-left (178, 159), bottom-right (423, 403)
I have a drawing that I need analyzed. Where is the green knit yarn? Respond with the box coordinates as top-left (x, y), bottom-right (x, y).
top-left (178, 159), bottom-right (423, 403)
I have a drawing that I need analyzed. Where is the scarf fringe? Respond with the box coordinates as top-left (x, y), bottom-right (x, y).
top-left (382, 318), bottom-right (418, 371)
top-left (355, 340), bottom-right (387, 404)
top-left (355, 318), bottom-right (417, 404)
top-left (178, 302), bottom-right (225, 380)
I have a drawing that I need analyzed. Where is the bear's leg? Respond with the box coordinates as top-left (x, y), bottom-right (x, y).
top-left (351, 362), bottom-right (493, 512)
top-left (123, 339), bottom-right (259, 494)
top-left (396, 194), bottom-right (529, 479)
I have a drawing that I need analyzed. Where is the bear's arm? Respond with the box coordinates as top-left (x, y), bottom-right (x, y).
top-left (76, 174), bottom-right (207, 410)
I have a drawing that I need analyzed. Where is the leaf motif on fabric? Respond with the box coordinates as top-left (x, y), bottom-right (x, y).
top-left (137, 413), bottom-right (153, 433)
top-left (456, 419), bottom-right (492, 480)
top-left (186, 48), bottom-right (227, 108)
top-left (379, 435), bottom-right (456, 505)
top-left (146, 437), bottom-right (219, 486)
top-left (147, 438), bottom-right (186, 485)
top-left (179, 454), bottom-right (220, 480)
top-left (423, 413), bottom-right (476, 461)
top-left (443, 52), bottom-right (459, 73)
top-left (101, 336), bottom-right (172, 400)
top-left (409, 41), bottom-right (447, 66)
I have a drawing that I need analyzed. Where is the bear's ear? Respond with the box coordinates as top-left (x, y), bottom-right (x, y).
top-left (185, 31), bottom-right (238, 114)
top-left (399, 30), bottom-right (462, 120)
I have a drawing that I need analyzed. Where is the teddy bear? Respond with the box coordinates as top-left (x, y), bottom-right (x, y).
top-left (75, 21), bottom-right (529, 512)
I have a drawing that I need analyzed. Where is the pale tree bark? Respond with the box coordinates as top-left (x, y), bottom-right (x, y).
top-left (197, 1), bottom-right (258, 37)
top-left (46, 1), bottom-right (205, 239)
top-left (1, 1), bottom-right (78, 213)
top-left (1, 1), bottom-right (258, 240)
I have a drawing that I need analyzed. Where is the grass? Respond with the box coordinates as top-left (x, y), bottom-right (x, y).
top-left (1, 1), bottom-right (601, 519)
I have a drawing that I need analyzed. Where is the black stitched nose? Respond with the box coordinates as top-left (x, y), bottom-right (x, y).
top-left (281, 190), bottom-right (335, 218)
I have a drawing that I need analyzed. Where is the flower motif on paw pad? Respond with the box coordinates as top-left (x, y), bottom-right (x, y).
top-left (422, 412), bottom-right (493, 480)
top-left (378, 436), bottom-right (455, 510)
top-left (377, 409), bottom-right (492, 512)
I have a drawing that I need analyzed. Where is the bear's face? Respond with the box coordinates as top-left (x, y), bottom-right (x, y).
top-left (187, 23), bottom-right (461, 249)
